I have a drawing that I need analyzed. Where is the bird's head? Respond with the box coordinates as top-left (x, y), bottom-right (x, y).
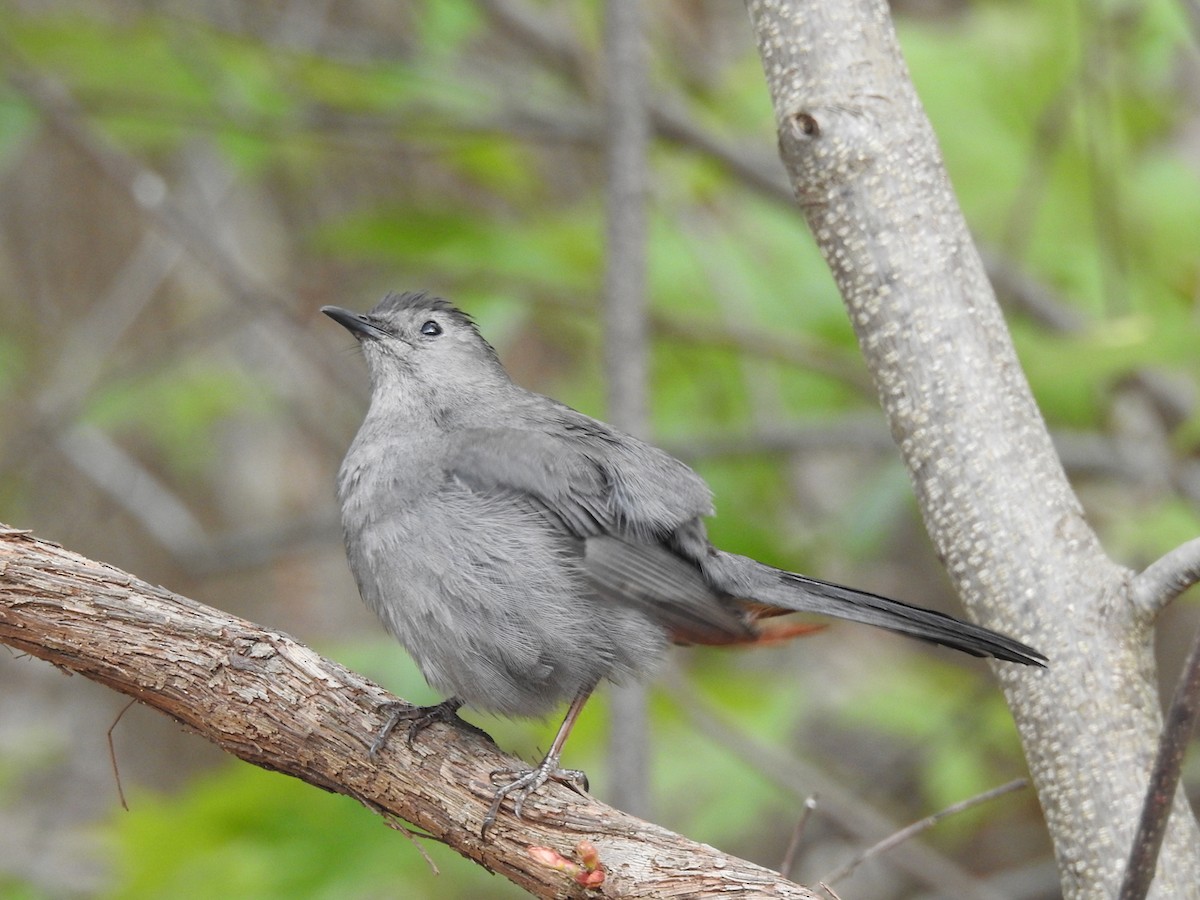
top-left (323, 291), bottom-right (507, 401)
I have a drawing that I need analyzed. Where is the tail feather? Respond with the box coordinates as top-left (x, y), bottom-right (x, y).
top-left (769, 570), bottom-right (1047, 667)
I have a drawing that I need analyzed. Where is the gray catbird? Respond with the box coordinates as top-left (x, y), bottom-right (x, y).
top-left (324, 290), bottom-right (1046, 833)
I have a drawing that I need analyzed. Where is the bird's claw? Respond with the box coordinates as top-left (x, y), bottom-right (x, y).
top-left (369, 697), bottom-right (463, 758)
top-left (481, 760), bottom-right (590, 835)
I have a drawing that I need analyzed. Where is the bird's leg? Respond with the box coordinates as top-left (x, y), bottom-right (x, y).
top-left (369, 696), bottom-right (465, 758)
top-left (482, 687), bottom-right (594, 836)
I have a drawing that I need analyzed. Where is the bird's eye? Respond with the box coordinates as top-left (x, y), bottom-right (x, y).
top-left (420, 320), bottom-right (443, 337)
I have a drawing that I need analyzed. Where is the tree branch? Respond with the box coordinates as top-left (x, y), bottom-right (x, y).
top-left (1132, 536), bottom-right (1200, 617)
top-left (820, 779), bottom-right (1028, 887)
top-left (0, 525), bottom-right (817, 899)
top-left (601, 0), bottom-right (653, 819)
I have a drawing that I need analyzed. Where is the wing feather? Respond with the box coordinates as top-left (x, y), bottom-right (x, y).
top-left (446, 424), bottom-right (748, 642)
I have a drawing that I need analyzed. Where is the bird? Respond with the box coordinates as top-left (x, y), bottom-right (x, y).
top-left (322, 290), bottom-right (1046, 834)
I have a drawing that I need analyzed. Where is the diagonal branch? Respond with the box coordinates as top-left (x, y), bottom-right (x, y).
top-left (0, 525), bottom-right (817, 899)
top-left (820, 779), bottom-right (1028, 887)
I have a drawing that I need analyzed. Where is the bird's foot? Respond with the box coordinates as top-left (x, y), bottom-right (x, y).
top-left (369, 697), bottom-right (465, 758)
top-left (481, 756), bottom-right (589, 836)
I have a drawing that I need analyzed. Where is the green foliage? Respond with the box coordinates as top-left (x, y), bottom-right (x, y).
top-left (104, 763), bottom-right (525, 900)
top-left (1012, 310), bottom-right (1198, 426)
top-left (410, 2), bottom-right (485, 66)
top-left (315, 203), bottom-right (601, 294)
top-left (898, 0), bottom-right (1200, 447)
top-left (836, 460), bottom-right (916, 561)
top-left (0, 879), bottom-right (48, 900)
top-left (85, 364), bottom-right (269, 475)
top-left (0, 89), bottom-right (36, 166)
top-left (1108, 496), bottom-right (1200, 565)
top-left (0, 334), bottom-right (26, 391)
top-left (837, 659), bottom-right (1026, 818)
top-left (651, 689), bottom-right (795, 841)
top-left (698, 456), bottom-right (794, 563)
top-left (12, 17), bottom-right (217, 114)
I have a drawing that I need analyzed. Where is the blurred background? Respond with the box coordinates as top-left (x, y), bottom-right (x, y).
top-left (1, 1), bottom-right (1199, 897)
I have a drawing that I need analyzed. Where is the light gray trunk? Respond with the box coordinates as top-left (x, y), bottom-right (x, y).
top-left (743, 1), bottom-right (1200, 896)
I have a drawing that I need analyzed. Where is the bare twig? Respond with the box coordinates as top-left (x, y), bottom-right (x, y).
top-left (669, 423), bottom-right (1189, 510)
top-left (107, 698), bottom-right (138, 812)
top-left (1131, 537), bottom-right (1200, 618)
top-left (1119, 626), bottom-right (1200, 900)
top-left (650, 312), bottom-right (872, 393)
top-left (977, 247), bottom-right (1086, 334)
top-left (821, 779), bottom-right (1028, 886)
top-left (479, 0), bottom-right (592, 88)
top-left (369, 801), bottom-right (442, 874)
top-left (779, 794), bottom-right (819, 880)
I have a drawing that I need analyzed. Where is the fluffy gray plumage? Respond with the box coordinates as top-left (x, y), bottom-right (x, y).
top-left (326, 291), bottom-right (1046, 720)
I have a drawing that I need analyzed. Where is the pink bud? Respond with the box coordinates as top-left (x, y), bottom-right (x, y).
top-left (527, 846), bottom-right (577, 874)
top-left (575, 868), bottom-right (606, 888)
top-left (576, 840), bottom-right (600, 870)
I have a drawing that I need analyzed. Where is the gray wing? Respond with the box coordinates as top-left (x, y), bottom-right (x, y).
top-left (446, 423), bottom-right (751, 643)
top-left (448, 405), bottom-right (714, 538)
top-left (447, 426), bottom-right (615, 537)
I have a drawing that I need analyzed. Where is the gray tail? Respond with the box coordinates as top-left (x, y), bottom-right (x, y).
top-left (774, 570), bottom-right (1047, 667)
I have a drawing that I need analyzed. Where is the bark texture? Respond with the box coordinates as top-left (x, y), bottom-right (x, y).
top-left (0, 526), bottom-right (816, 899)
top-left (742, 1), bottom-right (1200, 897)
